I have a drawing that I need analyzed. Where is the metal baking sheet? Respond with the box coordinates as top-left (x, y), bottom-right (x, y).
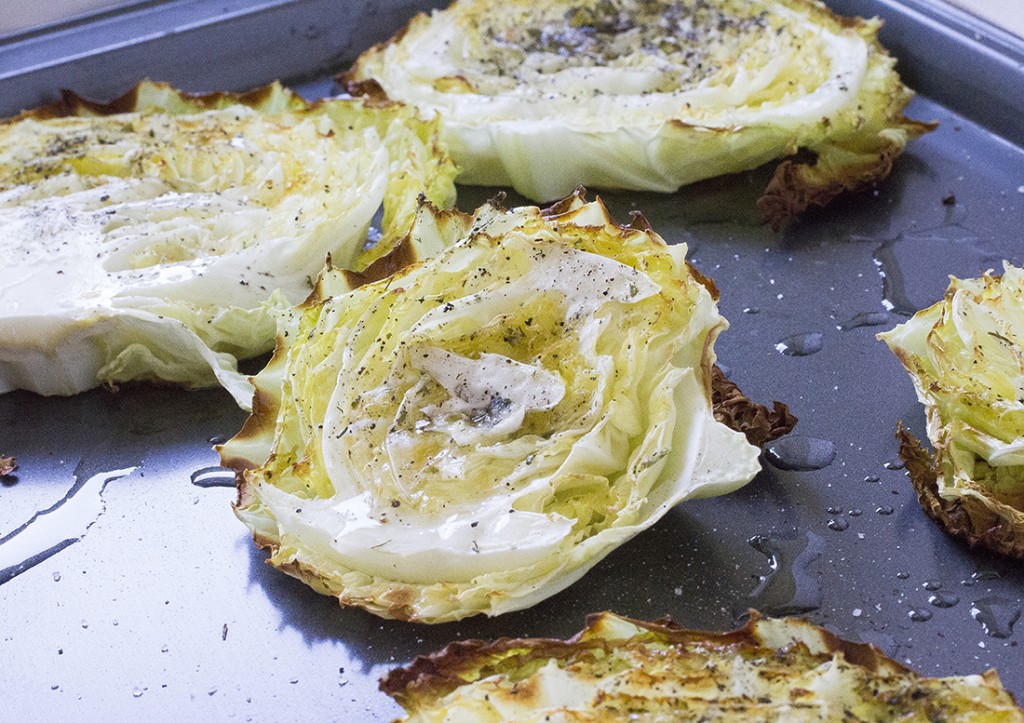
top-left (2, 1), bottom-right (1022, 719)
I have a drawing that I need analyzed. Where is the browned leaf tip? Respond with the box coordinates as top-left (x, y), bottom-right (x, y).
top-left (897, 424), bottom-right (1024, 559)
top-left (0, 455), bottom-right (16, 477)
top-left (711, 367), bottom-right (797, 447)
top-left (339, 77), bottom-right (392, 104)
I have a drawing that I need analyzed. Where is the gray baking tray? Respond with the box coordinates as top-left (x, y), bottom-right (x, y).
top-left (1, 0), bottom-right (1022, 719)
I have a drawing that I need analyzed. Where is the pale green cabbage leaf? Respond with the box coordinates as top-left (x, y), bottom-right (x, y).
top-left (219, 192), bottom-right (761, 622)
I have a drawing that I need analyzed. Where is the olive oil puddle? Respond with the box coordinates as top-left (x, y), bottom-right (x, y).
top-left (0, 465), bottom-right (136, 585)
top-left (734, 531), bottom-right (825, 620)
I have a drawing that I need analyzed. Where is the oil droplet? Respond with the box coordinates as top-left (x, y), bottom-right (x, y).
top-left (743, 306), bottom-right (760, 314)
top-left (970, 596), bottom-right (1021, 638)
top-left (189, 467), bottom-right (235, 489)
top-left (208, 687), bottom-right (217, 696)
top-left (922, 580), bottom-right (942, 591)
top-left (207, 434), bottom-right (230, 446)
top-left (896, 571), bottom-right (910, 580)
top-left (848, 509), bottom-right (863, 517)
top-left (765, 436), bottom-right (837, 471)
top-left (826, 506), bottom-right (842, 515)
top-left (0, 467), bottom-right (137, 585)
top-left (160, 644), bottom-right (169, 653)
top-left (775, 332), bottom-right (824, 356)
top-left (52, 572), bottom-right (61, 582)
top-left (972, 569), bottom-right (1002, 582)
top-left (733, 531), bottom-right (824, 620)
top-left (290, 678), bottom-right (299, 685)
top-left (876, 506), bottom-right (894, 515)
top-left (863, 474), bottom-right (880, 483)
top-left (132, 689), bottom-right (144, 699)
top-left (873, 239), bottom-right (914, 314)
top-left (827, 516), bottom-right (849, 532)
top-left (929, 592), bottom-right (959, 608)
top-left (883, 459), bottom-right (905, 470)
top-left (837, 311), bottom-right (890, 331)
top-left (909, 608), bottom-right (933, 622)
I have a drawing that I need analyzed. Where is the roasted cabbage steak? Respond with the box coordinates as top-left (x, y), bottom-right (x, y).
top-left (219, 191), bottom-right (763, 622)
top-left (880, 263), bottom-right (1024, 558)
top-left (0, 82), bottom-right (455, 407)
top-left (344, 0), bottom-right (934, 226)
top-left (382, 611), bottom-right (1024, 720)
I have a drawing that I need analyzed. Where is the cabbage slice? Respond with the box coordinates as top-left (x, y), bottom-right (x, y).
top-left (343, 0), bottom-right (934, 226)
top-left (0, 82), bottom-right (456, 408)
top-left (880, 263), bottom-right (1024, 558)
top-left (219, 192), bottom-right (762, 622)
top-left (382, 612), bottom-right (1024, 720)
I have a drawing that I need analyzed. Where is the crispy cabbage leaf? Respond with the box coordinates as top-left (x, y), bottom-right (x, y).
top-left (0, 81), bottom-right (456, 408)
top-left (879, 263), bottom-right (1024, 557)
top-left (343, 0), bottom-right (934, 226)
top-left (382, 611), bottom-right (1024, 720)
top-left (219, 192), bottom-right (762, 622)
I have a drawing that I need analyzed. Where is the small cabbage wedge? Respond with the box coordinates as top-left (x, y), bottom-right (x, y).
top-left (880, 263), bottom-right (1024, 558)
top-left (0, 82), bottom-right (456, 408)
top-left (219, 192), bottom-right (762, 622)
top-left (343, 0), bottom-right (934, 227)
top-left (382, 612), bottom-right (1024, 720)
